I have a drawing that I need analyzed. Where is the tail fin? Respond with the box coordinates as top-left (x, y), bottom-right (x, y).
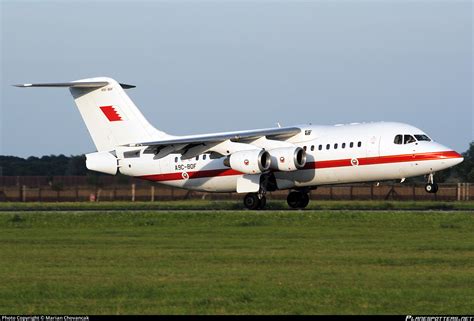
top-left (15, 77), bottom-right (171, 151)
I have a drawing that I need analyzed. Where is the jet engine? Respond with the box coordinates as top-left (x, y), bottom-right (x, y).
top-left (224, 149), bottom-right (271, 174)
top-left (268, 147), bottom-right (306, 171)
top-left (86, 151), bottom-right (118, 175)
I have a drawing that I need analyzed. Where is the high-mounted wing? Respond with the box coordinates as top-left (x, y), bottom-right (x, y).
top-left (135, 127), bottom-right (301, 147)
top-left (133, 126), bottom-right (302, 159)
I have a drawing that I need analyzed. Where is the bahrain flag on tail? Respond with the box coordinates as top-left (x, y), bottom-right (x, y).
top-left (100, 106), bottom-right (122, 122)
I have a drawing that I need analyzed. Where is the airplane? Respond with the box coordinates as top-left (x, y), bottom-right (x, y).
top-left (15, 77), bottom-right (464, 209)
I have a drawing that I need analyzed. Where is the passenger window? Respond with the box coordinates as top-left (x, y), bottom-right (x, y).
top-left (310, 145), bottom-right (314, 151)
top-left (203, 154), bottom-right (207, 160)
top-left (342, 143), bottom-right (346, 149)
top-left (394, 135), bottom-right (403, 145)
top-left (318, 145), bottom-right (322, 151)
top-left (350, 142), bottom-right (354, 148)
top-left (326, 144), bottom-right (330, 150)
top-left (196, 156), bottom-right (199, 161)
top-left (358, 141), bottom-right (362, 147)
top-left (175, 157), bottom-right (178, 163)
top-left (334, 143), bottom-right (338, 149)
top-left (404, 135), bottom-right (416, 144)
top-left (303, 146), bottom-right (307, 151)
top-left (414, 134), bottom-right (431, 142)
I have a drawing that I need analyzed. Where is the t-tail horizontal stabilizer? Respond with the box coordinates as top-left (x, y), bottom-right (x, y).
top-left (13, 77), bottom-right (166, 152)
top-left (14, 81), bottom-right (135, 89)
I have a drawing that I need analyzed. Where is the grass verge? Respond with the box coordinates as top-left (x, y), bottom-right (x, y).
top-left (1, 200), bottom-right (473, 211)
top-left (0, 209), bottom-right (473, 314)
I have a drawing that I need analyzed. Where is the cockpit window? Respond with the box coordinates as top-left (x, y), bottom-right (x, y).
top-left (404, 135), bottom-right (416, 144)
top-left (394, 135), bottom-right (403, 145)
top-left (414, 134), bottom-right (431, 142)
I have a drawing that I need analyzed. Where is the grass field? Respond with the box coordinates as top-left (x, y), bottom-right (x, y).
top-left (0, 207), bottom-right (473, 314)
top-left (1, 200), bottom-right (474, 211)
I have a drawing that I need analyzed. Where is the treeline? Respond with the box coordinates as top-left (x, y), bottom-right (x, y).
top-left (1, 142), bottom-right (473, 182)
top-left (456, 142), bottom-right (474, 182)
top-left (0, 155), bottom-right (87, 176)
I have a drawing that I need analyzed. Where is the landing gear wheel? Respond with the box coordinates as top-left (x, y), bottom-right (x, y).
top-left (287, 191), bottom-right (310, 209)
top-left (425, 183), bottom-right (439, 194)
top-left (287, 191), bottom-right (300, 209)
top-left (298, 193), bottom-right (310, 208)
top-left (258, 196), bottom-right (267, 210)
top-left (244, 193), bottom-right (265, 210)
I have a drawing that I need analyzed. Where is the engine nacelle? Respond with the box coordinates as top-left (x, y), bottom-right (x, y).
top-left (86, 151), bottom-right (118, 175)
top-left (268, 147), bottom-right (306, 171)
top-left (225, 149), bottom-right (271, 174)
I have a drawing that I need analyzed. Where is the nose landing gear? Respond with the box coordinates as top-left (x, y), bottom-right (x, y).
top-left (425, 173), bottom-right (439, 194)
top-left (425, 183), bottom-right (438, 193)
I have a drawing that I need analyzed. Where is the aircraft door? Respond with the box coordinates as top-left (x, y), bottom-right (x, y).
top-left (366, 135), bottom-right (380, 157)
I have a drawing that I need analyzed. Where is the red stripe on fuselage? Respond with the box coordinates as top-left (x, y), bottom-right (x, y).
top-left (141, 168), bottom-right (242, 182)
top-left (359, 151), bottom-right (461, 166)
top-left (139, 150), bottom-right (462, 182)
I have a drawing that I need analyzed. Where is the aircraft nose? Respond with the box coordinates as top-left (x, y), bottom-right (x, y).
top-left (452, 151), bottom-right (464, 166)
top-left (445, 150), bottom-right (464, 166)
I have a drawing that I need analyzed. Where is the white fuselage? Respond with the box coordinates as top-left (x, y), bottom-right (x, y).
top-left (118, 122), bottom-right (463, 192)
top-left (17, 77), bottom-right (463, 196)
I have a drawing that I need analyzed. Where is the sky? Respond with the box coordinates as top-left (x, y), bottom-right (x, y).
top-left (1, 0), bottom-right (472, 158)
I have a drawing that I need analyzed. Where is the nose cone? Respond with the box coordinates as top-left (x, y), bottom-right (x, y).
top-left (440, 149), bottom-right (464, 167)
top-left (428, 144), bottom-right (464, 170)
top-left (450, 151), bottom-right (464, 166)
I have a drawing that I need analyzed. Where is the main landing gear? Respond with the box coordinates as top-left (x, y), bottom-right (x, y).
top-left (243, 191), bottom-right (310, 210)
top-left (242, 173), bottom-right (310, 210)
top-left (287, 191), bottom-right (310, 209)
top-left (243, 173), bottom-right (274, 210)
top-left (425, 173), bottom-right (439, 194)
top-left (243, 193), bottom-right (266, 210)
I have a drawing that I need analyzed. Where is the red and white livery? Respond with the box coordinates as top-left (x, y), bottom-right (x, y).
top-left (16, 77), bottom-right (464, 209)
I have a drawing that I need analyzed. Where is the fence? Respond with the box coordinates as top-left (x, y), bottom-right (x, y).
top-left (0, 176), bottom-right (471, 202)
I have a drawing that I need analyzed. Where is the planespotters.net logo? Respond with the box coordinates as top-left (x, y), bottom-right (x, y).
top-left (406, 316), bottom-right (474, 321)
